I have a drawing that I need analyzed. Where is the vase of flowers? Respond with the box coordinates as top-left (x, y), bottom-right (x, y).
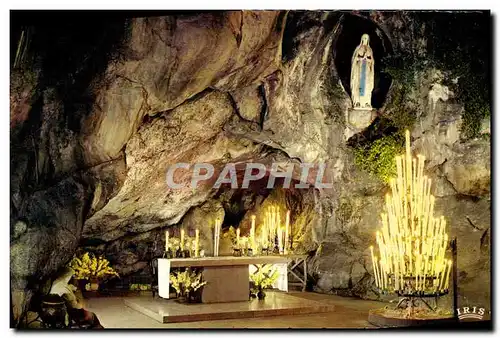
top-left (69, 252), bottom-right (119, 292)
top-left (250, 264), bottom-right (279, 300)
top-left (170, 269), bottom-right (207, 303)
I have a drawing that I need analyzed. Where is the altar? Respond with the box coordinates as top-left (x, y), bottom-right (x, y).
top-left (158, 256), bottom-right (290, 303)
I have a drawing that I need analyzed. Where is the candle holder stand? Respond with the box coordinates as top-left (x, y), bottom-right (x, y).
top-left (369, 255), bottom-right (457, 327)
top-left (163, 249), bottom-right (174, 259)
top-left (233, 248), bottom-right (242, 257)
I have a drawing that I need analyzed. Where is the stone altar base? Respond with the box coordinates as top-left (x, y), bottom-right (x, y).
top-left (124, 292), bottom-right (335, 324)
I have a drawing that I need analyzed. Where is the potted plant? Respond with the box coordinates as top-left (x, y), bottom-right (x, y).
top-left (170, 269), bottom-right (207, 303)
top-left (69, 252), bottom-right (119, 292)
top-left (250, 264), bottom-right (279, 300)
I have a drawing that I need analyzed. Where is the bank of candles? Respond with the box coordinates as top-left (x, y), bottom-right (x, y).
top-left (370, 130), bottom-right (452, 295)
top-left (261, 205), bottom-right (290, 255)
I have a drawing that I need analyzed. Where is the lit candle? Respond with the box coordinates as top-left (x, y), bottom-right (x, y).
top-left (285, 210), bottom-right (290, 254)
top-left (415, 253), bottom-right (420, 290)
top-left (180, 229), bottom-right (185, 251)
top-left (165, 230), bottom-right (169, 252)
top-left (394, 259), bottom-right (399, 291)
top-left (214, 219), bottom-right (220, 257)
top-left (261, 225), bottom-right (268, 248)
top-left (251, 215), bottom-right (256, 252)
top-left (217, 219), bottom-right (221, 256)
top-left (277, 227), bottom-right (283, 254)
top-left (444, 260), bottom-right (452, 290)
top-left (195, 229), bottom-right (200, 257)
top-left (236, 228), bottom-right (240, 248)
top-left (370, 246), bottom-right (376, 282)
top-left (373, 257), bottom-right (380, 288)
top-left (439, 261), bottom-right (447, 291)
top-left (381, 259), bottom-right (387, 290)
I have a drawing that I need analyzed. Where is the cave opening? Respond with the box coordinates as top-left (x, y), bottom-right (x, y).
top-left (333, 14), bottom-right (393, 109)
top-left (214, 175), bottom-right (317, 233)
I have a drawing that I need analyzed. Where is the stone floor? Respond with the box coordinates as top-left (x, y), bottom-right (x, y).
top-left (85, 291), bottom-right (384, 328)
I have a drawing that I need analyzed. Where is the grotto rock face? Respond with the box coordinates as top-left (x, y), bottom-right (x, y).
top-left (82, 11), bottom-right (286, 165)
top-left (10, 10), bottom-right (491, 323)
top-left (10, 177), bottom-right (90, 321)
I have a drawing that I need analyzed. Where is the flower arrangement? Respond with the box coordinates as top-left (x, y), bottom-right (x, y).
top-left (170, 269), bottom-right (207, 302)
top-left (69, 252), bottom-right (119, 281)
top-left (130, 283), bottom-right (151, 291)
top-left (167, 235), bottom-right (203, 258)
top-left (250, 264), bottom-right (279, 299)
top-left (168, 237), bottom-right (181, 252)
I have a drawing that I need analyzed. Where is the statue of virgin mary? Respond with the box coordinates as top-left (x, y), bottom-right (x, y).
top-left (350, 34), bottom-right (375, 109)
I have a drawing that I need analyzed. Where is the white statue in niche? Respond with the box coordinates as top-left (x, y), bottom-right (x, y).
top-left (350, 34), bottom-right (375, 109)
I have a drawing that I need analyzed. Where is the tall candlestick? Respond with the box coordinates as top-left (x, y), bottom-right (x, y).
top-left (180, 229), bottom-right (185, 251)
top-left (195, 229), bottom-right (200, 257)
top-left (236, 228), bottom-right (240, 249)
top-left (165, 230), bottom-right (169, 252)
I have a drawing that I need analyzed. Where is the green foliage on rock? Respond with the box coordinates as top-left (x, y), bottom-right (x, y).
top-left (421, 12), bottom-right (490, 139)
top-left (353, 134), bottom-right (404, 183)
top-left (382, 12), bottom-right (490, 139)
top-left (381, 52), bottom-right (426, 131)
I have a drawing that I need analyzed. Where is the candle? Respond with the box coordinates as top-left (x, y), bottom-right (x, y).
top-left (370, 246), bottom-right (378, 287)
top-left (195, 229), bottom-right (200, 257)
top-left (439, 260), bottom-right (448, 291)
top-left (236, 228), bottom-right (240, 248)
top-left (277, 227), bottom-right (283, 254)
top-left (394, 259), bottom-right (400, 291)
top-left (380, 260), bottom-right (387, 289)
top-left (251, 215), bottom-right (256, 252)
top-left (415, 253), bottom-right (420, 290)
top-left (214, 219), bottom-right (220, 257)
top-left (373, 257), bottom-right (380, 288)
top-left (217, 219), bottom-right (221, 256)
top-left (180, 229), bottom-right (185, 251)
top-left (165, 230), bottom-right (169, 252)
top-left (444, 260), bottom-right (452, 290)
top-left (285, 210), bottom-right (290, 254)
top-left (261, 226), bottom-right (268, 248)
